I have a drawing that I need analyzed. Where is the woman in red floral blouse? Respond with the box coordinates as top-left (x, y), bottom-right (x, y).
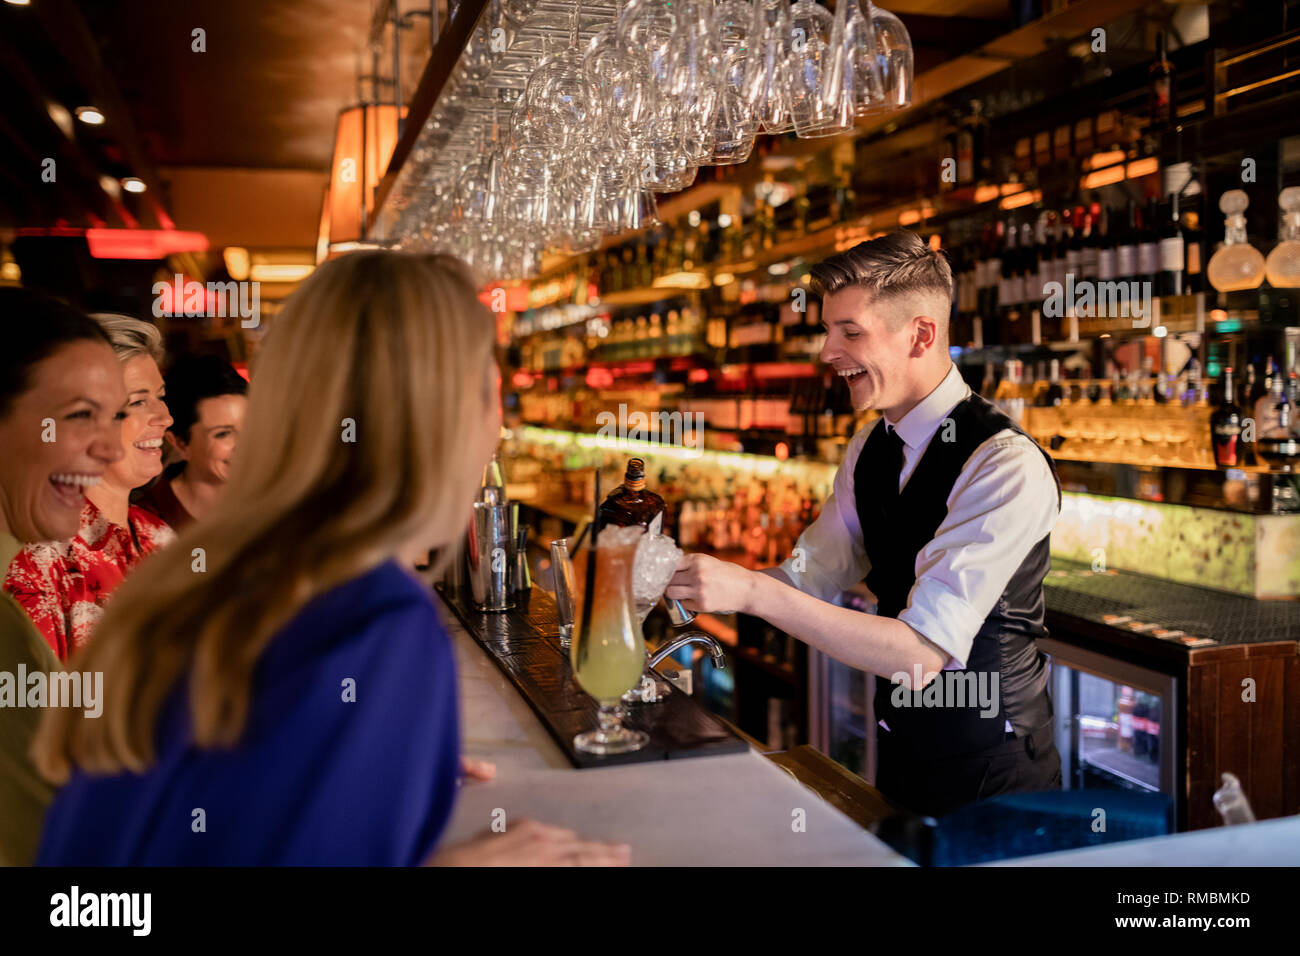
top-left (5, 314), bottom-right (176, 659)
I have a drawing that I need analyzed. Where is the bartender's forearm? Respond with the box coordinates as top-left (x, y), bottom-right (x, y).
top-left (746, 569), bottom-right (949, 688)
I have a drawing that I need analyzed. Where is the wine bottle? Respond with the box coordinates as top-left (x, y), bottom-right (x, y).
top-left (972, 99), bottom-right (991, 182)
top-left (985, 222), bottom-right (1004, 345)
top-left (999, 219), bottom-right (1019, 343)
top-left (1138, 199), bottom-right (1161, 293)
top-left (1041, 358), bottom-right (1064, 406)
top-left (956, 109), bottom-right (974, 186)
top-left (1096, 204), bottom-right (1116, 288)
top-left (1158, 195), bottom-right (1186, 296)
top-left (1148, 31), bottom-right (1176, 132)
top-left (1081, 205), bottom-right (1100, 284)
top-left (1210, 367), bottom-right (1244, 467)
top-left (1064, 206), bottom-right (1083, 282)
top-left (1254, 358), bottom-right (1285, 437)
top-left (1035, 211), bottom-right (1055, 301)
top-left (1115, 201), bottom-right (1139, 287)
top-left (1182, 207), bottom-right (1204, 294)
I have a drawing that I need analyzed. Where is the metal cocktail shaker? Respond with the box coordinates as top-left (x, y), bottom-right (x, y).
top-left (469, 500), bottom-right (515, 612)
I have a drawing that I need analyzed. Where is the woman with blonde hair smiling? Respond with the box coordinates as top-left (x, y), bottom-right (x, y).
top-left (4, 313), bottom-right (175, 659)
top-left (34, 251), bottom-right (628, 866)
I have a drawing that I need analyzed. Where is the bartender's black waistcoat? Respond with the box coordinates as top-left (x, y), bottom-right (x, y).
top-left (853, 392), bottom-right (1061, 760)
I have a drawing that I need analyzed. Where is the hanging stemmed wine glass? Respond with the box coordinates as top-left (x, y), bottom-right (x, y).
top-left (666, 0), bottom-right (723, 167)
top-left (848, 0), bottom-right (886, 116)
top-left (861, 0), bottom-right (913, 110)
top-left (619, 0), bottom-right (698, 192)
top-left (788, 0), bottom-right (853, 138)
top-left (710, 0), bottom-right (760, 165)
top-left (742, 0), bottom-right (795, 134)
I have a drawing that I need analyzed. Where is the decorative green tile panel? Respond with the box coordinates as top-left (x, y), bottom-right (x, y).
top-left (1051, 493), bottom-right (1298, 598)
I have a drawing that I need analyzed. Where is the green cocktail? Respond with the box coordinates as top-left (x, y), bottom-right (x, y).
top-left (571, 526), bottom-right (650, 755)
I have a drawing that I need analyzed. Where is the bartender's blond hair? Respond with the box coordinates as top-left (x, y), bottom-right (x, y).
top-left (35, 251), bottom-right (498, 779)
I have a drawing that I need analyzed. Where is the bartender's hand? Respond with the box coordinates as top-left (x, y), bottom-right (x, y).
top-left (666, 553), bottom-right (756, 615)
top-left (460, 755), bottom-right (496, 782)
top-left (427, 820), bottom-right (632, 866)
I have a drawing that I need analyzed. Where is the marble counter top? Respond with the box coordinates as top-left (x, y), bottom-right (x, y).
top-left (437, 594), bottom-right (912, 867)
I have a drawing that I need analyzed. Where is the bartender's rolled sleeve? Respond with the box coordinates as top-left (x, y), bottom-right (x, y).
top-left (897, 433), bottom-right (1059, 669)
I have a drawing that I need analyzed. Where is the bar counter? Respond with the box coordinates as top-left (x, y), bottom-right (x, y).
top-left (428, 576), bottom-right (1300, 865)
top-left (432, 587), bottom-right (912, 867)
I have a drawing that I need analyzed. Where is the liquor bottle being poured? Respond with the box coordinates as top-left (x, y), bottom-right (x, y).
top-left (599, 458), bottom-right (666, 534)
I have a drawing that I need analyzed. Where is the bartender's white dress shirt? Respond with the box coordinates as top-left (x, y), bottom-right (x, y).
top-left (779, 363), bottom-right (1059, 675)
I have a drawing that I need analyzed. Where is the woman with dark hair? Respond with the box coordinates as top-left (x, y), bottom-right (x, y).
top-left (4, 313), bottom-right (175, 660)
top-left (137, 354), bottom-right (248, 529)
top-left (0, 288), bottom-right (125, 864)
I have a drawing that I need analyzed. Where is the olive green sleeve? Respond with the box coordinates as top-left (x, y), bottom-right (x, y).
top-left (0, 595), bottom-right (59, 866)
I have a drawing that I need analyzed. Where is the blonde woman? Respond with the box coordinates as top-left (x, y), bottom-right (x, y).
top-left (34, 252), bottom-right (628, 866)
top-left (4, 313), bottom-right (175, 660)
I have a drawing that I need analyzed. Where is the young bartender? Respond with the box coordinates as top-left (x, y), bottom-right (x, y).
top-left (666, 231), bottom-right (1063, 818)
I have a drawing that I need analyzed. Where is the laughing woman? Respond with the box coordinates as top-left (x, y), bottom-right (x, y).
top-left (4, 314), bottom-right (175, 660)
top-left (0, 289), bottom-right (126, 865)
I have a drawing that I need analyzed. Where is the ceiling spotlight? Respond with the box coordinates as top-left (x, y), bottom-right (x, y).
top-left (249, 263), bottom-right (315, 282)
top-left (5, 1), bottom-right (33, 7)
top-left (121, 177), bottom-right (146, 194)
top-left (75, 106), bottom-right (106, 126)
top-left (46, 102), bottom-right (74, 138)
top-left (223, 247), bottom-right (251, 281)
top-left (98, 175), bottom-right (121, 199)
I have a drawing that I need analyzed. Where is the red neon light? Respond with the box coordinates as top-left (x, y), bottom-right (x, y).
top-left (688, 368), bottom-right (710, 383)
top-left (611, 361), bottom-right (654, 377)
top-left (752, 362), bottom-right (819, 380)
top-left (86, 229), bottom-right (208, 259)
top-left (506, 286), bottom-right (530, 313)
top-left (586, 367), bottom-right (615, 389)
top-left (15, 227), bottom-right (209, 260)
top-left (511, 370), bottom-right (534, 389)
top-left (16, 226), bottom-right (84, 238)
top-left (232, 363), bottom-right (250, 382)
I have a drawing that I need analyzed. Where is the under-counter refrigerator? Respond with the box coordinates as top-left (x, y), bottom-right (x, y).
top-left (809, 638), bottom-right (1180, 823)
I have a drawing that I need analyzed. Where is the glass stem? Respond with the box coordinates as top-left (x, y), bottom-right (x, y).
top-left (597, 702), bottom-right (622, 733)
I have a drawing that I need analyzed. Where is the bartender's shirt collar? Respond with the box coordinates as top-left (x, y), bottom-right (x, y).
top-left (880, 363), bottom-right (970, 450)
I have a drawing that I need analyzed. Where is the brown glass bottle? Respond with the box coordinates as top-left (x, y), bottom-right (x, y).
top-left (1209, 367), bottom-right (1244, 467)
top-left (598, 458), bottom-right (666, 534)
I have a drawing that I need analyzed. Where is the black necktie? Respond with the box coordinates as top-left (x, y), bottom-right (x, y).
top-left (882, 425), bottom-right (905, 498)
